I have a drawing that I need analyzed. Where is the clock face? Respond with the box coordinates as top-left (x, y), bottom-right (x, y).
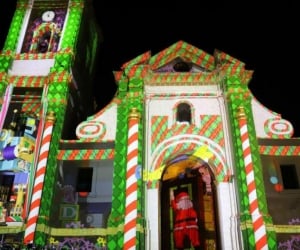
top-left (42, 11), bottom-right (55, 22)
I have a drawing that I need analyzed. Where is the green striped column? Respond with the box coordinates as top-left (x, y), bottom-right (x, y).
top-left (107, 77), bottom-right (145, 249)
top-left (1, 0), bottom-right (26, 52)
top-left (107, 78), bottom-right (128, 248)
top-left (0, 1), bottom-right (27, 97)
top-left (59, 1), bottom-right (83, 50)
top-left (225, 75), bottom-right (277, 249)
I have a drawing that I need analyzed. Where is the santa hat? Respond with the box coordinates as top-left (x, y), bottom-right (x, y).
top-left (175, 192), bottom-right (189, 202)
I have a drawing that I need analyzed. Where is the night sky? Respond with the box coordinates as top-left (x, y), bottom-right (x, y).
top-left (1, 4), bottom-right (300, 137)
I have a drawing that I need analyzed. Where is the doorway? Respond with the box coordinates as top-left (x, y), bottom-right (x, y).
top-left (160, 155), bottom-right (220, 249)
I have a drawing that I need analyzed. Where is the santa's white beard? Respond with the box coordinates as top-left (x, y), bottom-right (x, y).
top-left (177, 198), bottom-right (193, 210)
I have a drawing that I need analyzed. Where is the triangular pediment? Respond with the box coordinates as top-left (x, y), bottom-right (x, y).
top-left (149, 40), bottom-right (215, 72)
top-left (153, 56), bottom-right (210, 73)
top-left (120, 40), bottom-right (216, 72)
top-left (115, 40), bottom-right (252, 84)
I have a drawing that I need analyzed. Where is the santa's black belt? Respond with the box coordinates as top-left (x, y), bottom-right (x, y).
top-left (175, 218), bottom-right (196, 223)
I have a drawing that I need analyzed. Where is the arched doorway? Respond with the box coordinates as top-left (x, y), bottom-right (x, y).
top-left (160, 154), bottom-right (220, 249)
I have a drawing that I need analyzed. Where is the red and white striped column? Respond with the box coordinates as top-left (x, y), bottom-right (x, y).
top-left (0, 84), bottom-right (13, 130)
top-left (123, 108), bottom-right (140, 250)
top-left (24, 111), bottom-right (56, 244)
top-left (237, 106), bottom-right (268, 250)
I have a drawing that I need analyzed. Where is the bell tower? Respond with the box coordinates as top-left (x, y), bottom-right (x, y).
top-left (0, 0), bottom-right (102, 246)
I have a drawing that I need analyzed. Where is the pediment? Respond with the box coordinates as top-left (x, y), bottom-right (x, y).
top-left (154, 57), bottom-right (210, 73)
top-left (149, 40), bottom-right (215, 72)
top-left (116, 40), bottom-right (251, 84)
top-left (120, 40), bottom-right (216, 72)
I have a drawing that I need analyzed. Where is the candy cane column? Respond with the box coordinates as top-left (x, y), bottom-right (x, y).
top-left (24, 111), bottom-right (56, 244)
top-left (237, 106), bottom-right (268, 250)
top-left (123, 108), bottom-right (140, 250)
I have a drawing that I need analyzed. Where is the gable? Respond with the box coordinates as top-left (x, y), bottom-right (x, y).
top-left (149, 40), bottom-right (215, 71)
top-left (114, 40), bottom-right (251, 85)
top-left (154, 57), bottom-right (211, 73)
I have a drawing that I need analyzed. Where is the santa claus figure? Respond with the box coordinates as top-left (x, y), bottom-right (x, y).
top-left (170, 190), bottom-right (200, 249)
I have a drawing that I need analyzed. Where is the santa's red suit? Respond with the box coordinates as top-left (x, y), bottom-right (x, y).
top-left (171, 192), bottom-right (200, 249)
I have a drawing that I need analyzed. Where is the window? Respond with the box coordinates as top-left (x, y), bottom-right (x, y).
top-left (0, 173), bottom-right (14, 203)
top-left (173, 61), bottom-right (191, 72)
top-left (76, 167), bottom-right (93, 192)
top-left (280, 164), bottom-right (299, 189)
top-left (176, 103), bottom-right (191, 123)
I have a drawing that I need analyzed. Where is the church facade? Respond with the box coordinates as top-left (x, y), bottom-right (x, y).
top-left (0, 1), bottom-right (300, 249)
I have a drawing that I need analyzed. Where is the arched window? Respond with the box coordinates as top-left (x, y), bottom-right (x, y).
top-left (176, 103), bottom-right (191, 123)
top-left (29, 23), bottom-right (60, 53)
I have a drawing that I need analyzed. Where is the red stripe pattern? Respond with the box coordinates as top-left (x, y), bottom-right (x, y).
top-left (239, 117), bottom-right (268, 250)
top-left (123, 111), bottom-right (139, 250)
top-left (24, 113), bottom-right (55, 244)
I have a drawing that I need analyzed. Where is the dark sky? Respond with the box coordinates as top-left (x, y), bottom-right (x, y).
top-left (1, 4), bottom-right (300, 137)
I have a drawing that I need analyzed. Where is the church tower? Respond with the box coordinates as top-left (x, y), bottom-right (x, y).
top-left (0, 0), bottom-right (102, 246)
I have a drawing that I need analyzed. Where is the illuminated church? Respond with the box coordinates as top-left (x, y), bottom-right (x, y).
top-left (0, 1), bottom-right (300, 249)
